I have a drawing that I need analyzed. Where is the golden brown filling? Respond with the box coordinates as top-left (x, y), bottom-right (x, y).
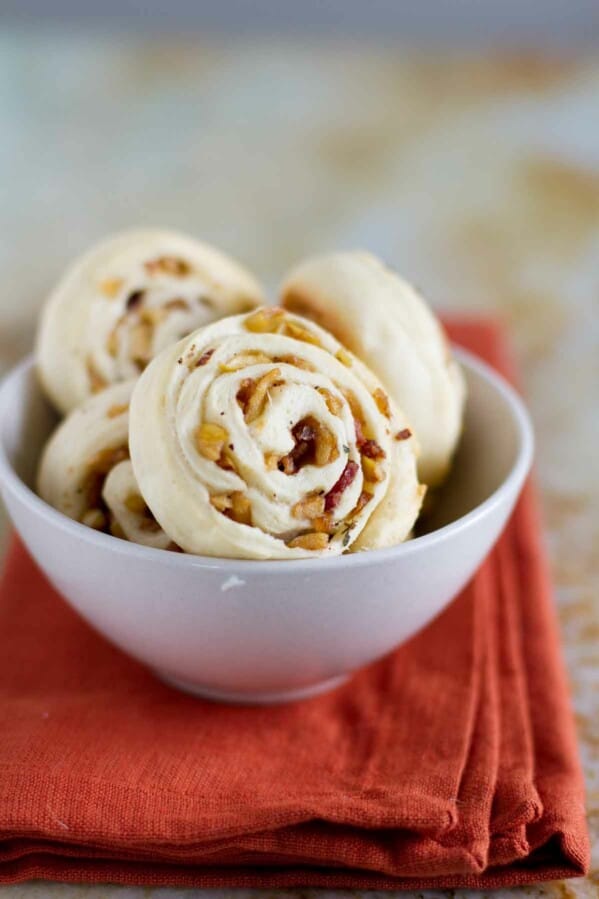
top-left (124, 492), bottom-right (162, 532)
top-left (106, 403), bottom-right (129, 419)
top-left (372, 387), bottom-right (391, 418)
top-left (287, 532), bottom-right (329, 551)
top-left (79, 445), bottom-right (129, 534)
top-left (210, 491), bottom-right (252, 526)
top-left (276, 416), bottom-right (338, 475)
top-left (191, 309), bottom-right (390, 552)
top-left (86, 357), bottom-right (108, 394)
top-left (195, 423), bottom-right (229, 462)
top-left (93, 256), bottom-right (215, 391)
top-left (78, 445), bottom-right (166, 540)
top-left (99, 277), bottom-right (124, 298)
top-left (144, 255), bottom-right (191, 277)
top-left (243, 307), bottom-right (323, 348)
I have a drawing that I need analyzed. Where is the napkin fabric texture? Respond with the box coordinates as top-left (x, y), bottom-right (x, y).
top-left (0, 319), bottom-right (589, 888)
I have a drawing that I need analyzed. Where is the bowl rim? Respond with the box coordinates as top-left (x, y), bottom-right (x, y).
top-left (0, 348), bottom-right (534, 573)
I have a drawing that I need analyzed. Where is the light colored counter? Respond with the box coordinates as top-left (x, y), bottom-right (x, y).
top-left (0, 33), bottom-right (597, 898)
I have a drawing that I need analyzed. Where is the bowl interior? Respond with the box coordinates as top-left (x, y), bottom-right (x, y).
top-left (1, 360), bottom-right (58, 494)
top-left (0, 352), bottom-right (526, 542)
top-left (419, 354), bottom-right (526, 535)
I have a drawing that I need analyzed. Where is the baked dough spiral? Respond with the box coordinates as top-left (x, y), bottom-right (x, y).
top-left (281, 252), bottom-right (466, 488)
top-left (37, 381), bottom-right (173, 550)
top-left (36, 229), bottom-right (264, 414)
top-left (129, 307), bottom-right (424, 559)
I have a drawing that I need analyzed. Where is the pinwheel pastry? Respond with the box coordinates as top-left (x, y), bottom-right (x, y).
top-left (281, 252), bottom-right (466, 488)
top-left (37, 229), bottom-right (264, 415)
top-left (129, 307), bottom-right (424, 559)
top-left (37, 382), bottom-right (174, 550)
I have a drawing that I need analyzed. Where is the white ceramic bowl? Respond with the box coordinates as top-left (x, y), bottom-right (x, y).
top-left (0, 351), bottom-right (533, 704)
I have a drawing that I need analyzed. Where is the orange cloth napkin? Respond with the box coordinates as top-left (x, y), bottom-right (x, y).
top-left (0, 320), bottom-right (589, 889)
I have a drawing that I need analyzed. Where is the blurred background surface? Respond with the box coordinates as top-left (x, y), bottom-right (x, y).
top-left (0, 4), bottom-right (597, 896)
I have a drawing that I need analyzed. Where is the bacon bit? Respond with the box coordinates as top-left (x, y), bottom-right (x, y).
top-left (244, 368), bottom-right (282, 423)
top-left (317, 387), bottom-right (343, 416)
top-left (395, 428), bottom-right (412, 441)
top-left (292, 493), bottom-right (326, 521)
top-left (195, 422), bottom-right (228, 461)
top-left (196, 348), bottom-right (215, 367)
top-left (287, 532), bottom-right (329, 551)
top-left (106, 403), bottom-right (129, 419)
top-left (278, 417), bottom-right (339, 474)
top-left (294, 420), bottom-right (316, 442)
top-left (126, 289), bottom-right (145, 311)
top-left (277, 454), bottom-right (296, 475)
top-left (373, 387), bottom-right (391, 418)
top-left (86, 357), bottom-right (108, 393)
top-left (144, 256), bottom-right (191, 277)
top-left (360, 439), bottom-right (386, 460)
top-left (244, 307), bottom-right (285, 333)
top-left (335, 347), bottom-right (353, 367)
top-left (324, 461), bottom-right (359, 512)
top-left (81, 508), bottom-right (107, 530)
top-left (278, 418), bottom-right (316, 474)
top-left (99, 277), bottom-right (123, 298)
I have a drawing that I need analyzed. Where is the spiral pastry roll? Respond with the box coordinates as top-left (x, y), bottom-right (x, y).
top-left (281, 252), bottom-right (466, 488)
top-left (37, 381), bottom-right (173, 550)
top-left (129, 307), bottom-right (424, 559)
top-left (37, 229), bottom-right (264, 414)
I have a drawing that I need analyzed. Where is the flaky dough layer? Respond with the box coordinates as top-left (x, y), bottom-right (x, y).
top-left (38, 381), bottom-right (172, 550)
top-left (129, 307), bottom-right (424, 559)
top-left (37, 228), bottom-right (264, 414)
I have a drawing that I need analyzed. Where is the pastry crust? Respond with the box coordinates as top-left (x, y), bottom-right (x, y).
top-left (37, 381), bottom-right (172, 550)
top-left (281, 252), bottom-right (466, 488)
top-left (129, 307), bottom-right (424, 559)
top-left (36, 228), bottom-right (264, 414)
